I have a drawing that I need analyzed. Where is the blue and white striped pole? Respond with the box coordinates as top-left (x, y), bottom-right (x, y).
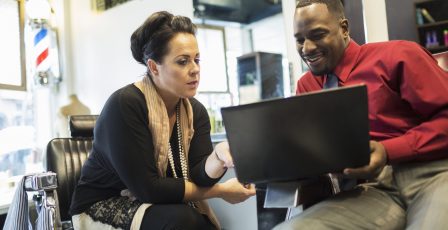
top-left (33, 26), bottom-right (50, 85)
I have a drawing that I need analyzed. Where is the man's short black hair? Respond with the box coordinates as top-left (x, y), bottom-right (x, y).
top-left (296, 0), bottom-right (345, 19)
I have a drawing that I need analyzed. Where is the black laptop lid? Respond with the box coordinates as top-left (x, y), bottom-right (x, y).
top-left (221, 84), bottom-right (370, 184)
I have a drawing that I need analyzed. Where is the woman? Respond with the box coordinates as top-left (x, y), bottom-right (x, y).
top-left (69, 11), bottom-right (255, 230)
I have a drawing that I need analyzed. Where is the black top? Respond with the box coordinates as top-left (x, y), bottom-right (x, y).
top-left (70, 84), bottom-right (221, 215)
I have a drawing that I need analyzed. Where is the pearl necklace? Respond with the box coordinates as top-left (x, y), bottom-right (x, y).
top-left (167, 103), bottom-right (189, 180)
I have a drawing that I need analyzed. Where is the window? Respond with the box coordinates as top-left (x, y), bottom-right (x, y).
top-left (195, 25), bottom-right (234, 134)
top-left (0, 0), bottom-right (27, 91)
top-left (0, 90), bottom-right (44, 212)
top-left (196, 25), bottom-right (229, 92)
top-left (0, 0), bottom-right (51, 212)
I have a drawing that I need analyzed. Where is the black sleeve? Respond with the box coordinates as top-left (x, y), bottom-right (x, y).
top-left (94, 85), bottom-right (185, 203)
top-left (188, 98), bottom-right (225, 187)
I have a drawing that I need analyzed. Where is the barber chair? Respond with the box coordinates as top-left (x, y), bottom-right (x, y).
top-left (22, 115), bottom-right (97, 229)
top-left (46, 115), bottom-right (97, 227)
top-left (433, 51), bottom-right (448, 71)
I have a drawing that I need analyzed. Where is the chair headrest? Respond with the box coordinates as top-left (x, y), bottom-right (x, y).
top-left (69, 115), bottom-right (98, 137)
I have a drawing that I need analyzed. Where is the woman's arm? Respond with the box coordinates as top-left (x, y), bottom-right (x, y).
top-left (185, 99), bottom-right (255, 203)
top-left (205, 142), bottom-right (232, 179)
top-left (188, 99), bottom-right (227, 186)
top-left (184, 177), bottom-right (255, 204)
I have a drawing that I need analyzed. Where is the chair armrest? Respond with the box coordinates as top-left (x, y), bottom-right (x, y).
top-left (24, 172), bottom-right (57, 191)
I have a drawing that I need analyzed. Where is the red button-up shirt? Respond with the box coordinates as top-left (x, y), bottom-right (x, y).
top-left (297, 40), bottom-right (448, 163)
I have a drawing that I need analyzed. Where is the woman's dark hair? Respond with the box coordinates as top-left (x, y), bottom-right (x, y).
top-left (130, 11), bottom-right (197, 66)
top-left (296, 0), bottom-right (345, 20)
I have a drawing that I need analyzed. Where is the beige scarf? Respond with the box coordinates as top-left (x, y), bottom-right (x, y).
top-left (134, 76), bottom-right (220, 229)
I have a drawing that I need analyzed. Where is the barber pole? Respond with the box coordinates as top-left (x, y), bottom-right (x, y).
top-left (33, 27), bottom-right (50, 85)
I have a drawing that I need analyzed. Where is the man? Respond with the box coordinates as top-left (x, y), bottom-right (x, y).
top-left (275, 0), bottom-right (448, 229)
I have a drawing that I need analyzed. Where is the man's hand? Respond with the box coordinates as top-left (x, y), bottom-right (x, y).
top-left (343, 141), bottom-right (387, 179)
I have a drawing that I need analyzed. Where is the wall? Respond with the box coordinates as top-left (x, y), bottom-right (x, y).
top-left (249, 14), bottom-right (287, 55)
top-left (362, 0), bottom-right (389, 42)
top-left (61, 0), bottom-right (194, 113)
top-left (282, 0), bottom-right (302, 93)
top-left (343, 0), bottom-right (365, 44)
top-left (245, 13), bottom-right (292, 96)
top-left (386, 0), bottom-right (418, 42)
top-left (60, 0), bottom-right (393, 112)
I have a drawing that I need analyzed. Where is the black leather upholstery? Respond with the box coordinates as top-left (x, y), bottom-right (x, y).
top-left (69, 115), bottom-right (99, 137)
top-left (46, 115), bottom-right (97, 221)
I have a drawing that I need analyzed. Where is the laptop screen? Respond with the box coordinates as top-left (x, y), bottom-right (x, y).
top-left (221, 84), bottom-right (370, 184)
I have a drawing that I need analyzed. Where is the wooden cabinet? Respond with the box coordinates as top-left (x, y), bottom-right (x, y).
top-left (415, 0), bottom-right (448, 53)
top-left (237, 52), bottom-right (284, 104)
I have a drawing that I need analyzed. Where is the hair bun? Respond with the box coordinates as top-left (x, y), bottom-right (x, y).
top-left (131, 11), bottom-right (174, 65)
top-left (130, 11), bottom-right (196, 67)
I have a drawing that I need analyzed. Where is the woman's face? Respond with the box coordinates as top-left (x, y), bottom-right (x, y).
top-left (152, 32), bottom-right (200, 100)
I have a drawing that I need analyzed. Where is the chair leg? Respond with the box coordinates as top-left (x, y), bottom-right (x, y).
top-left (34, 190), bottom-right (62, 230)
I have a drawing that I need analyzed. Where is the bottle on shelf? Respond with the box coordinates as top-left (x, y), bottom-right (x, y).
top-left (444, 30), bottom-right (448, 46)
top-left (426, 31), bottom-right (433, 48)
top-left (416, 8), bottom-right (424, 25)
top-left (421, 8), bottom-right (435, 23)
top-left (214, 111), bottom-right (223, 134)
top-left (208, 108), bottom-right (216, 134)
top-left (208, 102), bottom-right (224, 134)
top-left (415, 1), bottom-right (448, 53)
top-left (432, 31), bottom-right (439, 47)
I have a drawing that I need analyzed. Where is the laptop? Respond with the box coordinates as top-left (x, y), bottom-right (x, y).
top-left (221, 84), bottom-right (370, 184)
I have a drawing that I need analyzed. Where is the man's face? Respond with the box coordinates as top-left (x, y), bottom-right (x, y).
top-left (294, 3), bottom-right (349, 76)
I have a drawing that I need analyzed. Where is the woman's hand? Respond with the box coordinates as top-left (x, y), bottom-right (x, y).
top-left (343, 140), bottom-right (387, 179)
top-left (214, 141), bottom-right (234, 168)
top-left (218, 178), bottom-right (256, 204)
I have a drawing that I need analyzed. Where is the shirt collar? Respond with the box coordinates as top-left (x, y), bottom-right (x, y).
top-left (332, 39), bottom-right (361, 83)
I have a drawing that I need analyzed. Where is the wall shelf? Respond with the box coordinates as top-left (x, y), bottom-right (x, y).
top-left (415, 0), bottom-right (448, 53)
top-left (417, 20), bottom-right (448, 29)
